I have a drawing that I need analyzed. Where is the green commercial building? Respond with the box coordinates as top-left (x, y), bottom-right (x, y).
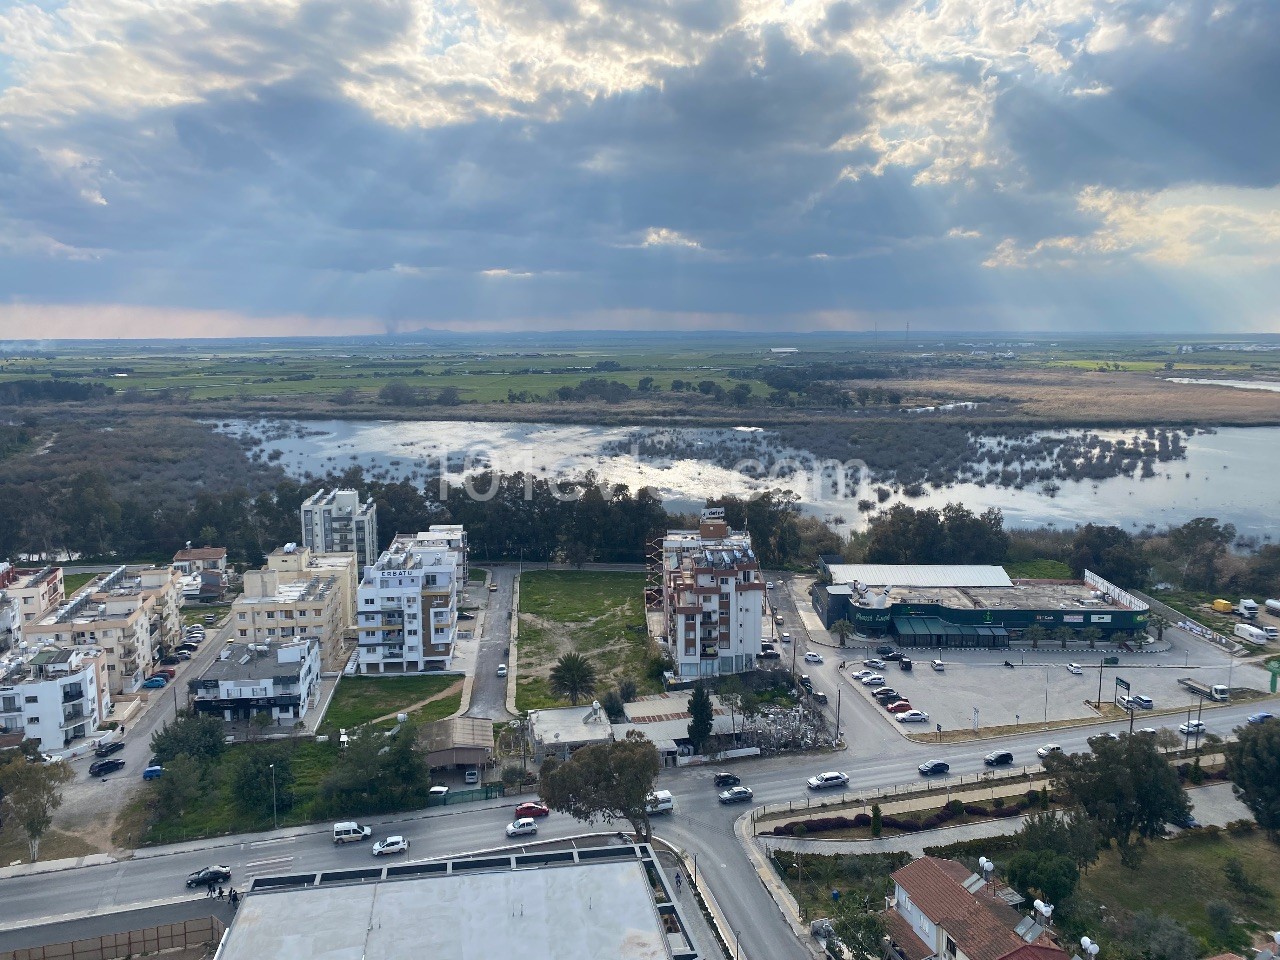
top-left (814, 564), bottom-right (1148, 649)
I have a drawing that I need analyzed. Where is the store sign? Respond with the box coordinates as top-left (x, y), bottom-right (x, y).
top-left (1090, 614), bottom-right (1112, 624)
top-left (1062, 614), bottom-right (1084, 624)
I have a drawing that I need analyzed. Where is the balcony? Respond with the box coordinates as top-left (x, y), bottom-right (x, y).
top-left (700, 645), bottom-right (720, 660)
top-left (60, 708), bottom-right (87, 729)
top-left (62, 686), bottom-right (85, 704)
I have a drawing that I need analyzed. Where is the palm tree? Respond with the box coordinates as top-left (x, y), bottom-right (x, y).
top-left (549, 653), bottom-right (597, 705)
top-left (829, 619), bottom-right (854, 647)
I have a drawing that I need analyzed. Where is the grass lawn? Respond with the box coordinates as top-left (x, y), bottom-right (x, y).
top-left (515, 571), bottom-right (653, 711)
top-left (369, 687), bottom-right (463, 731)
top-left (61, 571), bottom-right (99, 594)
top-left (469, 567), bottom-right (488, 582)
top-left (0, 828), bottom-right (99, 865)
top-left (1151, 589), bottom-right (1240, 635)
top-left (323, 674), bottom-right (459, 729)
top-left (1080, 828), bottom-right (1279, 947)
top-left (1004, 559), bottom-right (1073, 579)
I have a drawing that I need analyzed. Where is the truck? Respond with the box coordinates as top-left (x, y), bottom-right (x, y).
top-left (1211, 599), bottom-right (1233, 614)
top-left (1266, 598), bottom-right (1280, 617)
top-left (1178, 677), bottom-right (1230, 701)
top-left (1235, 623), bottom-right (1268, 644)
top-left (1237, 599), bottom-right (1258, 618)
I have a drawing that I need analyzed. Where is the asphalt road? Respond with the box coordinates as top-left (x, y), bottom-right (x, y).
top-left (464, 565), bottom-right (515, 722)
top-left (13, 569), bottom-right (1275, 960)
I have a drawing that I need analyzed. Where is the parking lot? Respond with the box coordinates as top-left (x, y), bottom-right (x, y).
top-left (843, 627), bottom-right (1277, 736)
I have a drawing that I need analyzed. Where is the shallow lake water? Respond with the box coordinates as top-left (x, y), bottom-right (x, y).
top-left (220, 419), bottom-right (1280, 536)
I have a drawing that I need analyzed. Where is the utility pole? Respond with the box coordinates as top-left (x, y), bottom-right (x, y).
top-left (1096, 660), bottom-right (1104, 708)
top-left (270, 763), bottom-right (278, 829)
top-left (835, 688), bottom-right (842, 740)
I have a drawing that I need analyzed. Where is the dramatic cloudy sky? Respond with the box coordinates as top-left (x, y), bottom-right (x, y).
top-left (1, 0), bottom-right (1278, 337)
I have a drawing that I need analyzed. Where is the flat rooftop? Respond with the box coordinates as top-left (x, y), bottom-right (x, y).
top-left (869, 581), bottom-right (1130, 612)
top-left (195, 640), bottom-right (315, 683)
top-left (221, 857), bottom-right (682, 960)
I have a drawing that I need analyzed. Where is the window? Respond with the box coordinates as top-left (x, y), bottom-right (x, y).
top-left (239, 630), bottom-right (248, 638)
top-left (237, 612), bottom-right (247, 620)
top-left (27, 717), bottom-right (39, 725)
top-left (946, 938), bottom-right (957, 957)
top-left (25, 695), bottom-right (38, 704)
top-left (364, 598), bottom-right (375, 605)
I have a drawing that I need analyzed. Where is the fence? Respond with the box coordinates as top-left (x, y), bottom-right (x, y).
top-left (2, 916), bottom-right (225, 960)
top-left (1134, 589), bottom-right (1243, 655)
top-left (751, 764), bottom-right (1047, 825)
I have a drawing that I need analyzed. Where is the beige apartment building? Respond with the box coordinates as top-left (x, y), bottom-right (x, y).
top-left (24, 565), bottom-right (184, 694)
top-left (232, 557), bottom-right (350, 666)
top-left (1, 565), bottom-right (66, 627)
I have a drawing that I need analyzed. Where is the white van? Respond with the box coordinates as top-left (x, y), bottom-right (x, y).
top-left (333, 821), bottom-right (372, 844)
top-left (931, 659), bottom-right (945, 672)
top-left (645, 790), bottom-right (674, 815)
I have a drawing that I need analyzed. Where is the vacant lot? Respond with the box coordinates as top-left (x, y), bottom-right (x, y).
top-left (1080, 828), bottom-right (1279, 946)
top-left (516, 571), bottom-right (652, 710)
top-left (1003, 559), bottom-right (1072, 579)
top-left (323, 675), bottom-right (461, 730)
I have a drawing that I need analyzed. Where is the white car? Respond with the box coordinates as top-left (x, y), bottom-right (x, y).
top-left (807, 771), bottom-right (849, 790)
top-left (852, 670), bottom-right (874, 681)
top-left (896, 710), bottom-right (929, 723)
top-left (1066, 663), bottom-right (1083, 675)
top-left (766, 581), bottom-right (775, 589)
top-left (780, 633), bottom-right (792, 643)
top-left (861, 674), bottom-right (886, 686)
top-left (1178, 720), bottom-right (1206, 735)
top-left (496, 664), bottom-right (508, 677)
top-left (1037, 744), bottom-right (1063, 758)
top-left (505, 817), bottom-right (539, 837)
top-left (372, 836), bottom-right (410, 856)
top-left (804, 652), bottom-right (824, 664)
top-left (863, 658), bottom-right (886, 669)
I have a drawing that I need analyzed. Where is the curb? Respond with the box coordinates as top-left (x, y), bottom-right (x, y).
top-left (0, 853), bottom-right (117, 881)
top-left (650, 834), bottom-right (751, 960)
top-left (505, 573), bottom-right (520, 717)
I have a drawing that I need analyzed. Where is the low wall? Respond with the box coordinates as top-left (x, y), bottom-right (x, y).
top-left (1, 916), bottom-right (225, 960)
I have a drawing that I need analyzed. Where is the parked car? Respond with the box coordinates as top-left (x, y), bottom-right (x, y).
top-left (177, 643), bottom-right (200, 652)
top-left (780, 633), bottom-right (791, 644)
top-left (429, 785), bottom-right (449, 799)
top-left (89, 758), bottom-right (126, 777)
top-left (176, 651), bottom-right (192, 661)
top-left (896, 710), bottom-right (929, 723)
top-left (875, 645), bottom-right (895, 655)
top-left (863, 658), bottom-right (885, 669)
top-left (160, 655), bottom-right (181, 666)
top-left (861, 675), bottom-right (885, 687)
top-left (899, 658), bottom-right (913, 671)
top-left (1132, 695), bottom-right (1154, 709)
top-left (1117, 695), bottom-right (1136, 711)
top-left (799, 675), bottom-right (813, 691)
top-left (918, 760), bottom-right (950, 776)
top-left (496, 664), bottom-right (508, 677)
top-left (774, 614), bottom-right (785, 625)
top-left (885, 700), bottom-right (913, 713)
top-left (1036, 744), bottom-right (1063, 758)
top-left (807, 771), bottom-right (849, 790)
top-left (464, 768), bottom-right (480, 785)
top-left (984, 750), bottom-right (1014, 767)
top-left (488, 583), bottom-right (498, 591)
top-left (372, 836), bottom-right (410, 856)
top-left (94, 740), bottom-right (125, 758)
top-left (186, 865), bottom-right (231, 888)
top-left (883, 652), bottom-right (904, 662)
top-left (758, 650), bottom-right (781, 660)
top-left (141, 676), bottom-right (168, 689)
top-left (851, 670), bottom-right (874, 681)
top-left (1247, 712), bottom-right (1275, 724)
top-left (766, 581), bottom-right (775, 589)
top-left (1169, 812), bottom-right (1201, 830)
top-left (1178, 720), bottom-right (1206, 735)
top-left (1066, 663), bottom-right (1083, 675)
top-left (718, 786), bottom-right (754, 804)
top-left (203, 614), bottom-right (217, 623)
top-left (514, 802), bottom-right (550, 818)
top-left (714, 773), bottom-right (741, 787)
top-left (803, 652), bottom-right (824, 664)
top-left (871, 688), bottom-right (900, 701)
top-left (811, 690), bottom-right (828, 704)
top-left (505, 817), bottom-right (539, 837)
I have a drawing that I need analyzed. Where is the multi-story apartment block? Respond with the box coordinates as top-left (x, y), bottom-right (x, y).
top-left (300, 489), bottom-right (379, 569)
top-left (1, 564), bottom-right (65, 627)
top-left (23, 565), bottom-right (183, 694)
top-left (356, 527), bottom-right (465, 674)
top-left (0, 647), bottom-right (111, 753)
top-left (660, 509), bottom-right (765, 678)
top-left (232, 564), bottom-right (347, 663)
top-left (262, 544), bottom-right (356, 666)
top-left (189, 638), bottom-right (321, 725)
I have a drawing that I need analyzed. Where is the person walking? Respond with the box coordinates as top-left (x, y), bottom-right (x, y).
top-left (207, 881), bottom-right (216, 898)
top-left (217, 886), bottom-right (225, 900)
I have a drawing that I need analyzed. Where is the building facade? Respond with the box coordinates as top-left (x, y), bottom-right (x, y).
top-left (231, 564), bottom-right (348, 665)
top-left (300, 489), bottom-right (379, 569)
top-left (171, 546), bottom-right (228, 576)
top-left (659, 509), bottom-right (765, 678)
top-left (0, 647), bottom-right (111, 753)
top-left (1, 565), bottom-right (65, 629)
top-left (189, 638), bottom-right (321, 724)
top-left (263, 544), bottom-right (356, 666)
top-left (23, 565), bottom-right (183, 694)
top-left (356, 527), bottom-right (464, 674)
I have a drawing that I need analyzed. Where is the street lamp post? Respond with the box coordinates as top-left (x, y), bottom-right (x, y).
top-left (270, 763), bottom-right (278, 830)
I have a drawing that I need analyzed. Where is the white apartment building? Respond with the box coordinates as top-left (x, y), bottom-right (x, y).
top-left (300, 489), bottom-right (379, 569)
top-left (190, 638), bottom-right (321, 725)
top-left (0, 647), bottom-right (111, 753)
top-left (231, 566), bottom-right (347, 664)
top-left (24, 565), bottom-right (183, 694)
top-left (660, 509), bottom-right (766, 678)
top-left (356, 527), bottom-right (465, 674)
top-left (0, 563), bottom-right (21, 654)
top-left (1, 564), bottom-right (65, 628)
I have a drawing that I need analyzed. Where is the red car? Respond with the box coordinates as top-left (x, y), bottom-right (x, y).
top-left (886, 700), bottom-right (914, 713)
top-left (514, 802), bottom-right (550, 819)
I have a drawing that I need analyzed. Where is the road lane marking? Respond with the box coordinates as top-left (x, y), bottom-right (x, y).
top-left (245, 856), bottom-right (294, 870)
top-left (249, 836), bottom-right (296, 848)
